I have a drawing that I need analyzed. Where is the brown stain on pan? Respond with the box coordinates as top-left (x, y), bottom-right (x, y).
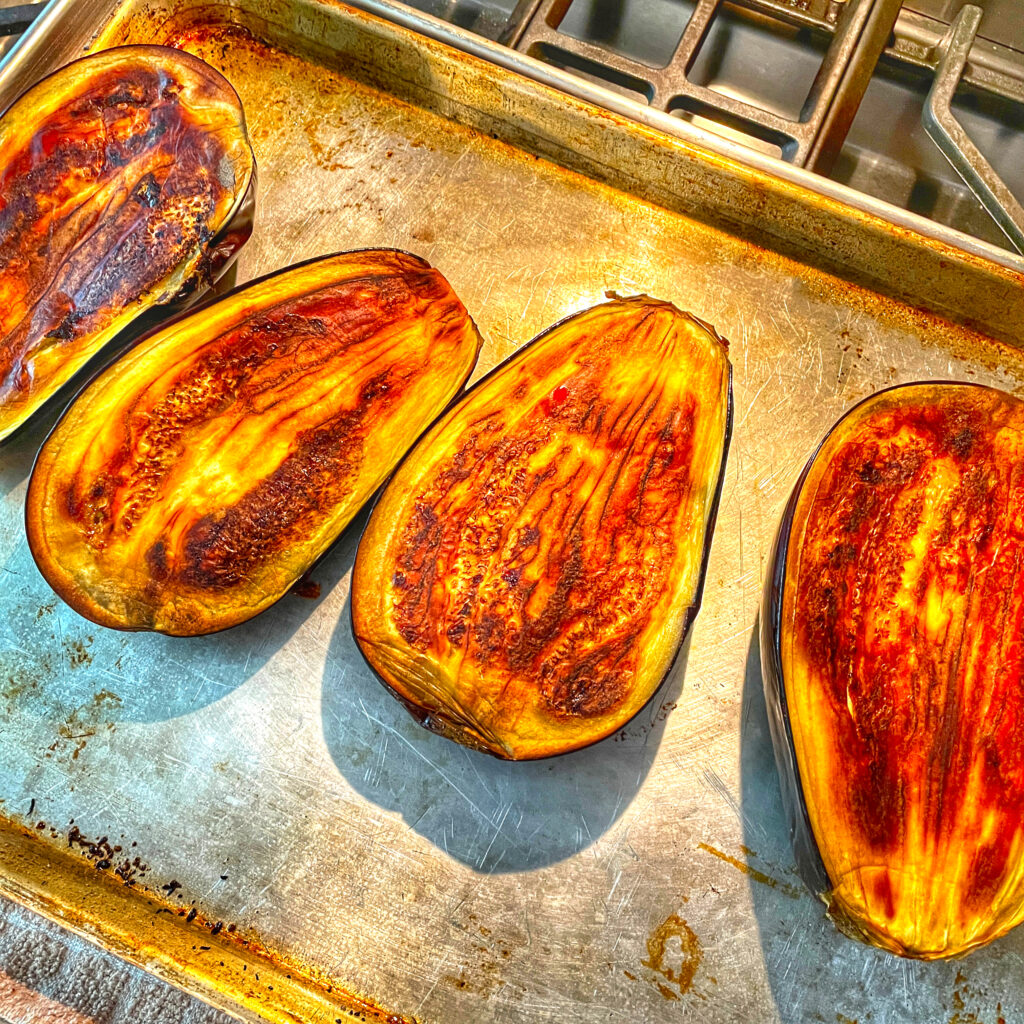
top-left (640, 912), bottom-right (703, 998)
top-left (697, 842), bottom-right (803, 900)
top-left (946, 970), bottom-right (1007, 1024)
top-left (46, 689), bottom-right (121, 763)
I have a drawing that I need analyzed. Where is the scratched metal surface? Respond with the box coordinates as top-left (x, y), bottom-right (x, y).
top-left (0, 1), bottom-right (1023, 1022)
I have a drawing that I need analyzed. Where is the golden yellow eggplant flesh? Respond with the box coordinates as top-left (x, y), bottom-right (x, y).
top-left (764, 382), bottom-right (1024, 958)
top-left (353, 296), bottom-right (732, 760)
top-left (0, 45), bottom-right (255, 443)
top-left (26, 250), bottom-right (482, 636)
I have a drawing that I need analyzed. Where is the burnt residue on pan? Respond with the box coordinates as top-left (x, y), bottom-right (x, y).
top-left (12, 815), bottom-right (417, 1021)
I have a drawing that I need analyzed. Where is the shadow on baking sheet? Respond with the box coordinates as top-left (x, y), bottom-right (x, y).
top-left (0, 428), bottom-right (349, 728)
top-left (0, 397), bottom-right (64, 499)
top-left (739, 622), bottom-right (1024, 1024)
top-left (0, 536), bottom-right (336, 726)
top-left (321, 593), bottom-right (687, 873)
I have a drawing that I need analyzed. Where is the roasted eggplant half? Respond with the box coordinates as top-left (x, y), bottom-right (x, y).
top-left (0, 45), bottom-right (256, 443)
top-left (26, 249), bottom-right (482, 636)
top-left (762, 382), bottom-right (1024, 959)
top-left (353, 296), bottom-right (732, 760)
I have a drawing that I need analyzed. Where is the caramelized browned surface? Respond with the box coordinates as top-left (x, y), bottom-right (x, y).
top-left (0, 45), bottom-right (253, 441)
top-left (26, 250), bottom-right (481, 635)
top-left (782, 383), bottom-right (1024, 957)
top-left (354, 297), bottom-right (730, 759)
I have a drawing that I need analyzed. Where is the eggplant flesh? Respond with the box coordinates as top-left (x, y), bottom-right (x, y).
top-left (762, 382), bottom-right (1024, 959)
top-left (0, 45), bottom-right (256, 443)
top-left (26, 249), bottom-right (482, 636)
top-left (353, 296), bottom-right (732, 760)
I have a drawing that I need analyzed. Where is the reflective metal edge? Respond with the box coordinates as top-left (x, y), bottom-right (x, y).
top-left (5, 0), bottom-right (1024, 279)
top-left (340, 0), bottom-right (1024, 277)
top-left (0, 822), bottom-right (413, 1024)
top-left (924, 5), bottom-right (1024, 255)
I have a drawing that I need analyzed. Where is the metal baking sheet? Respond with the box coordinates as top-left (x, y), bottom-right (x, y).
top-left (1, 1), bottom-right (1023, 1022)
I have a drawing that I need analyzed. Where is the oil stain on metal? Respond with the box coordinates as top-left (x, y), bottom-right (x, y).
top-left (948, 970), bottom-right (1007, 1024)
top-left (640, 911), bottom-right (703, 1000)
top-left (697, 842), bottom-right (803, 900)
top-left (47, 689), bottom-right (122, 762)
top-left (62, 635), bottom-right (94, 668)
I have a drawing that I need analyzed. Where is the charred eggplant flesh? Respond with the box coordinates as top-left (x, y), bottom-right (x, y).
top-left (354, 296), bottom-right (731, 760)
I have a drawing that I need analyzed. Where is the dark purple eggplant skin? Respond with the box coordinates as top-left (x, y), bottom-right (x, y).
top-left (760, 457), bottom-right (832, 898)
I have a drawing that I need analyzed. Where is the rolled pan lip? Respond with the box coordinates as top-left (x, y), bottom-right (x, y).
top-left (758, 378), bottom-right (999, 900)
top-left (24, 246), bottom-right (477, 637)
top-left (350, 295), bottom-right (734, 761)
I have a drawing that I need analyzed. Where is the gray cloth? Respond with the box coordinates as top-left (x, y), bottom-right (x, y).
top-left (0, 894), bottom-right (237, 1024)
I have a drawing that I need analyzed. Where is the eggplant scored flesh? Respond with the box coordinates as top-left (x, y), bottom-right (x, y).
top-left (353, 296), bottom-right (731, 760)
top-left (762, 382), bottom-right (1024, 958)
top-left (0, 45), bottom-right (256, 443)
top-left (26, 250), bottom-right (482, 636)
